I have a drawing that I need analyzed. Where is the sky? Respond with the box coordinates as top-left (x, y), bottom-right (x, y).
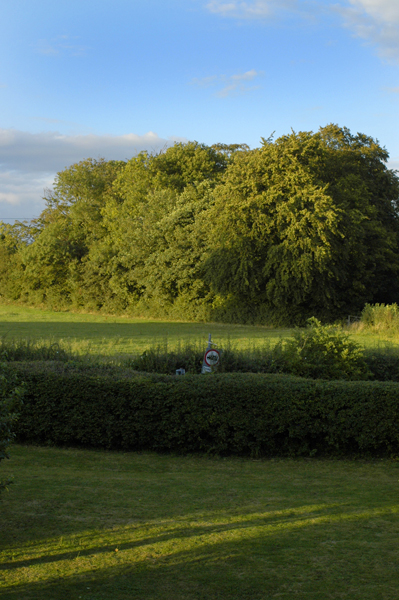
top-left (1, 0), bottom-right (399, 222)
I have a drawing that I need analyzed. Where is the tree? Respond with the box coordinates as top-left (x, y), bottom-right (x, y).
top-left (100, 142), bottom-right (227, 309)
top-left (133, 181), bottom-right (216, 319)
top-left (203, 125), bottom-right (399, 323)
top-left (15, 158), bottom-right (125, 308)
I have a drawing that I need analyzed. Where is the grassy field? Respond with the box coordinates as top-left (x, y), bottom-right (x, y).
top-left (0, 303), bottom-right (397, 358)
top-left (0, 303), bottom-right (291, 357)
top-left (1, 445), bottom-right (399, 600)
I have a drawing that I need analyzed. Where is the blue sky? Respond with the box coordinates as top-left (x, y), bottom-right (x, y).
top-left (1, 0), bottom-right (398, 221)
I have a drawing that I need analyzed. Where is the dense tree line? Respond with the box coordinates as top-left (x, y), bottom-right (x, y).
top-left (1, 124), bottom-right (399, 325)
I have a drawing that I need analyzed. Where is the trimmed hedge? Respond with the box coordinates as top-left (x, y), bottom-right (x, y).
top-left (8, 361), bottom-right (399, 457)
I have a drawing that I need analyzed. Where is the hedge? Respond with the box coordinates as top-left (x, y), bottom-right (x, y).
top-left (7, 361), bottom-right (399, 457)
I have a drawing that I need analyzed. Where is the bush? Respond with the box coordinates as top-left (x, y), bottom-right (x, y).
top-left (8, 361), bottom-right (399, 458)
top-left (0, 364), bottom-right (24, 494)
top-left (363, 346), bottom-right (399, 382)
top-left (272, 318), bottom-right (369, 380)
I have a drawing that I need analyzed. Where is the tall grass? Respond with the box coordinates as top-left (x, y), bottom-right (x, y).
top-left (357, 303), bottom-right (399, 333)
top-left (0, 334), bottom-right (282, 373)
top-left (4, 327), bottom-right (399, 381)
top-left (127, 338), bottom-right (280, 375)
top-left (0, 337), bottom-right (72, 362)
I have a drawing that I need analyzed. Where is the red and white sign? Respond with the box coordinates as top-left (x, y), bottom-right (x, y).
top-left (204, 349), bottom-right (220, 367)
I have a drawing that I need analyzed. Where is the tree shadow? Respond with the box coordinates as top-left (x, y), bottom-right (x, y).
top-left (2, 504), bottom-right (397, 600)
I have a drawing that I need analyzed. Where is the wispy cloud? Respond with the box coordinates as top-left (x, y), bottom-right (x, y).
top-left (205, 0), bottom-right (298, 19)
top-left (35, 35), bottom-right (89, 58)
top-left (191, 75), bottom-right (219, 88)
top-left (334, 0), bottom-right (399, 63)
top-left (0, 129), bottom-right (180, 173)
top-left (191, 69), bottom-right (263, 97)
top-left (205, 1), bottom-right (399, 63)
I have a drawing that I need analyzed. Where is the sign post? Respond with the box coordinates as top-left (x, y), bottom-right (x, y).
top-left (201, 334), bottom-right (220, 373)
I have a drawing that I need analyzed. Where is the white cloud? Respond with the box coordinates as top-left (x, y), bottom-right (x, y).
top-left (335, 0), bottom-right (399, 63)
top-left (0, 129), bottom-right (184, 222)
top-left (348, 0), bottom-right (399, 22)
top-left (0, 170), bottom-right (55, 222)
top-left (205, 0), bottom-right (297, 19)
top-left (191, 69), bottom-right (263, 97)
top-left (205, 1), bottom-right (399, 63)
top-left (0, 129), bottom-right (177, 173)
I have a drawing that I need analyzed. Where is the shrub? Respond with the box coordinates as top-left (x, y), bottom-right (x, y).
top-left (272, 318), bottom-right (369, 380)
top-left (0, 364), bottom-right (24, 494)
top-left (8, 361), bottom-right (399, 458)
top-left (363, 346), bottom-right (399, 382)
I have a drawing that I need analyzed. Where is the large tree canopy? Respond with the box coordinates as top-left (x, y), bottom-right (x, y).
top-left (202, 125), bottom-right (399, 322)
top-left (1, 128), bottom-right (398, 324)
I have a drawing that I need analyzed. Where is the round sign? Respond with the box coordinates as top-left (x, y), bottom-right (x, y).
top-left (204, 349), bottom-right (220, 367)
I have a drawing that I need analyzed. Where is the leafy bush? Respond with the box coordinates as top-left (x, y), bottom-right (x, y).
top-left (273, 318), bottom-right (369, 380)
top-left (363, 346), bottom-right (399, 382)
top-left (0, 364), bottom-right (24, 494)
top-left (9, 361), bottom-right (399, 458)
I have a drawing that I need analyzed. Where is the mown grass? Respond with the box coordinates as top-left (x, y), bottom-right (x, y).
top-left (1, 445), bottom-right (399, 600)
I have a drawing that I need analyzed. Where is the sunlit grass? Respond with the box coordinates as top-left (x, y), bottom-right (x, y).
top-left (1, 446), bottom-right (399, 599)
top-left (0, 303), bottom-right (291, 357)
top-left (1, 303), bottom-right (399, 361)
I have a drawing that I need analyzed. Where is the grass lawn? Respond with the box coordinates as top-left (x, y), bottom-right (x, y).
top-left (0, 303), bottom-right (398, 358)
top-left (1, 445), bottom-right (399, 600)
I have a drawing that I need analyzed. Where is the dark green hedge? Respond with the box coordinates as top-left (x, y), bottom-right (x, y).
top-left (8, 361), bottom-right (399, 457)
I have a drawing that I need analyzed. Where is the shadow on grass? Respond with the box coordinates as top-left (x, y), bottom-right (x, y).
top-left (2, 505), bottom-right (398, 600)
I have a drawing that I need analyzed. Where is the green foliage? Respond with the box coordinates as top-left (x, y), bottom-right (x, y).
top-left (363, 346), bottom-right (399, 382)
top-left (10, 361), bottom-right (399, 458)
top-left (1, 127), bottom-right (399, 324)
top-left (273, 318), bottom-right (369, 380)
top-left (204, 125), bottom-right (399, 324)
top-left (100, 143), bottom-right (227, 313)
top-left (0, 365), bottom-right (24, 494)
top-left (1, 158), bottom-right (125, 310)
